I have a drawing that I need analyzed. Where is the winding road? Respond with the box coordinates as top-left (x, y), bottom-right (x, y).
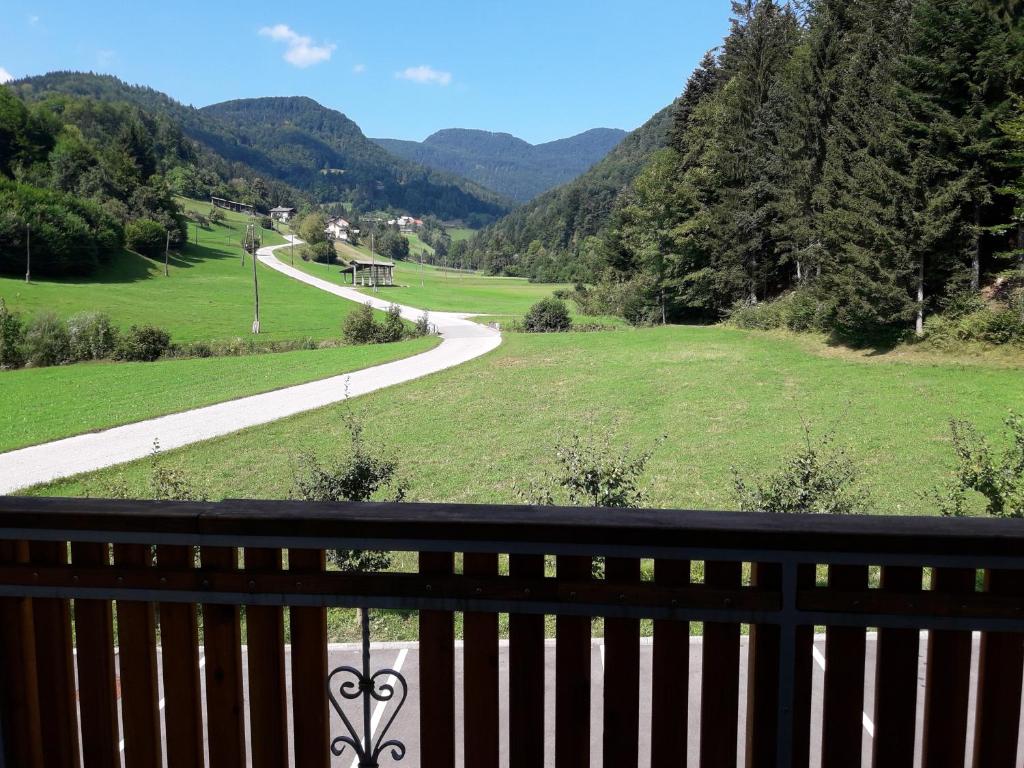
top-left (0, 239), bottom-right (501, 495)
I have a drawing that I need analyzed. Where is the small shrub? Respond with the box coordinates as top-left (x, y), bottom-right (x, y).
top-left (0, 299), bottom-right (26, 369)
top-left (292, 412), bottom-right (406, 572)
top-left (414, 312), bottom-right (432, 337)
top-left (376, 305), bottom-right (405, 344)
top-left (931, 413), bottom-right (1024, 519)
top-left (342, 303), bottom-right (379, 345)
top-left (259, 215), bottom-right (274, 230)
top-left (523, 297), bottom-right (572, 333)
top-left (25, 313), bottom-right (72, 367)
top-left (125, 219), bottom-right (166, 260)
top-left (733, 429), bottom-right (868, 515)
top-left (116, 325), bottom-right (172, 362)
top-left (728, 290), bottom-right (827, 333)
top-left (67, 312), bottom-right (119, 361)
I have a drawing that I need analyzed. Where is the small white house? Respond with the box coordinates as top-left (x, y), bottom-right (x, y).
top-left (269, 206), bottom-right (296, 222)
top-left (325, 216), bottom-right (352, 241)
top-left (386, 215), bottom-right (423, 233)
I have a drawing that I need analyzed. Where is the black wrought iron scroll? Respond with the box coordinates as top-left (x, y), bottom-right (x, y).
top-left (327, 607), bottom-right (408, 767)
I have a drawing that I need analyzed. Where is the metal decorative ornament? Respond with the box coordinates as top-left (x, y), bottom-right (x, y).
top-left (327, 607), bottom-right (408, 767)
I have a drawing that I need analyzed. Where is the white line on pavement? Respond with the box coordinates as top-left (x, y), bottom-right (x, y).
top-left (812, 644), bottom-right (875, 737)
top-left (120, 655), bottom-right (204, 753)
top-left (349, 648), bottom-right (409, 768)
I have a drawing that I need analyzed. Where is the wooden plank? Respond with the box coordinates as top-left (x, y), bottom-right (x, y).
top-left (30, 541), bottom-right (79, 768)
top-left (651, 558), bottom-right (689, 765)
top-left (872, 566), bottom-right (921, 768)
top-left (555, 555), bottom-right (592, 768)
top-left (699, 560), bottom-right (742, 768)
top-left (922, 568), bottom-right (975, 768)
top-left (288, 548), bottom-right (328, 768)
top-left (114, 543), bottom-right (162, 768)
top-left (71, 541), bottom-right (120, 768)
top-left (821, 564), bottom-right (868, 768)
top-left (244, 548), bottom-right (288, 768)
top-left (156, 544), bottom-right (204, 768)
top-left (201, 546), bottom-right (246, 768)
top-left (463, 552), bottom-right (499, 768)
top-left (791, 564), bottom-right (816, 768)
top-left (972, 569), bottom-right (1024, 768)
top-left (744, 562), bottom-right (780, 768)
top-left (0, 540), bottom-right (43, 768)
top-left (419, 551), bottom-right (455, 768)
top-left (603, 557), bottom-right (641, 766)
top-left (509, 553), bottom-right (545, 768)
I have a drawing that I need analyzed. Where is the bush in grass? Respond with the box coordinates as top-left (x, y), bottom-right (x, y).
top-left (523, 297), bottom-right (572, 333)
top-left (0, 299), bottom-right (26, 369)
top-left (116, 325), bottom-right (171, 362)
top-left (292, 413), bottom-right (405, 572)
top-left (376, 305), bottom-right (405, 344)
top-left (733, 429), bottom-right (869, 515)
top-left (728, 290), bottom-right (828, 333)
top-left (67, 312), bottom-right (119, 361)
top-left (414, 312), bottom-right (432, 337)
top-left (125, 219), bottom-right (166, 260)
top-left (931, 413), bottom-right (1024, 519)
top-left (24, 312), bottom-right (71, 367)
top-left (342, 303), bottom-right (379, 345)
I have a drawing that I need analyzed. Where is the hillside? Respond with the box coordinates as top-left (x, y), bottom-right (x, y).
top-left (10, 74), bottom-right (511, 223)
top-left (464, 102), bottom-right (677, 278)
top-left (373, 127), bottom-right (626, 202)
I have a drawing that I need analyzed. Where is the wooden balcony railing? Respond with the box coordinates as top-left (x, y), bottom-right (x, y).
top-left (0, 497), bottom-right (1022, 767)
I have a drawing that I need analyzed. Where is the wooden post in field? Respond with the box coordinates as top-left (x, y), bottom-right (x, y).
top-left (164, 231), bottom-right (170, 277)
top-left (25, 223), bottom-right (30, 283)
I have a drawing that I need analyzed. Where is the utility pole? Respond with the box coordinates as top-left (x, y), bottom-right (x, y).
top-left (251, 221), bottom-right (261, 334)
top-left (370, 231), bottom-right (377, 292)
top-left (25, 223), bottom-right (30, 283)
top-left (290, 233), bottom-right (295, 266)
top-left (164, 230), bottom-right (170, 277)
top-left (420, 249), bottom-right (424, 288)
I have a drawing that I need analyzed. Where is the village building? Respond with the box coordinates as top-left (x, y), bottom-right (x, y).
top-left (269, 206), bottom-right (296, 222)
top-left (210, 196), bottom-right (254, 215)
top-left (386, 215), bottom-right (423, 233)
top-left (343, 257), bottom-right (394, 286)
top-left (325, 216), bottom-right (355, 241)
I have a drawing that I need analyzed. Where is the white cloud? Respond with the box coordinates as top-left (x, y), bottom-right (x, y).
top-left (28, 15), bottom-right (40, 25)
top-left (259, 24), bottom-right (335, 68)
top-left (396, 65), bottom-right (452, 86)
top-left (353, 63), bottom-right (366, 74)
top-left (0, 67), bottom-right (14, 84)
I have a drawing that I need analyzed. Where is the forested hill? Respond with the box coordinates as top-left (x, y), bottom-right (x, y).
top-left (11, 74), bottom-right (511, 223)
top-left (200, 97), bottom-right (511, 223)
top-left (373, 127), bottom-right (627, 202)
top-left (462, 102), bottom-right (676, 279)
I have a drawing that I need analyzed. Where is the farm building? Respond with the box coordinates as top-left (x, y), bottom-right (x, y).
top-left (343, 258), bottom-right (394, 286)
top-left (210, 197), bottom-right (254, 215)
top-left (269, 206), bottom-right (296, 222)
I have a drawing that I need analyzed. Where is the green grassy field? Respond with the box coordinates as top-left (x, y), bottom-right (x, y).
top-left (0, 199), bottom-right (360, 343)
top-left (290, 241), bottom-right (569, 315)
top-left (29, 325), bottom-right (1023, 517)
top-left (0, 338), bottom-right (439, 453)
top-left (447, 227), bottom-right (475, 243)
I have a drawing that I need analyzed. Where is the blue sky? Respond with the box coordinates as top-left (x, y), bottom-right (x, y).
top-left (0, 1), bottom-right (734, 144)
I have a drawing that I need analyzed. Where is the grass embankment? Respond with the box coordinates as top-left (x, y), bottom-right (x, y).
top-left (289, 240), bottom-right (569, 315)
top-left (32, 325), bottom-right (1023, 512)
top-left (0, 199), bottom-right (359, 343)
top-left (0, 337), bottom-right (439, 453)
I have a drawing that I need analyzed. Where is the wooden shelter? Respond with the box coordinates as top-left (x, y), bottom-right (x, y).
top-left (211, 196), bottom-right (254, 215)
top-left (344, 258), bottom-right (394, 286)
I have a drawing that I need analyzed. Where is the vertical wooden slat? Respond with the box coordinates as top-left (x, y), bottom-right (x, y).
top-left (745, 562), bottom-right (780, 768)
top-left (972, 569), bottom-right (1024, 768)
top-left (288, 548), bottom-right (328, 768)
top-left (463, 552), bottom-right (499, 768)
top-left (922, 567), bottom-right (975, 768)
top-left (244, 548), bottom-right (288, 768)
top-left (114, 543), bottom-right (162, 768)
top-left (603, 557), bottom-right (640, 766)
top-left (30, 541), bottom-right (79, 768)
top-left (71, 541), bottom-right (120, 768)
top-left (509, 553), bottom-right (545, 768)
top-left (0, 540), bottom-right (43, 768)
top-left (699, 560), bottom-right (742, 768)
top-left (201, 546), bottom-right (245, 768)
top-left (791, 564), bottom-right (816, 768)
top-left (821, 564), bottom-right (868, 768)
top-left (555, 555), bottom-right (591, 768)
top-left (156, 544), bottom-right (204, 768)
top-left (419, 551), bottom-right (455, 768)
top-left (651, 558), bottom-right (689, 766)
top-left (872, 566), bottom-right (921, 768)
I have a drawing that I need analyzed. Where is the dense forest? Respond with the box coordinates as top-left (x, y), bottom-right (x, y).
top-left (471, 0), bottom-right (1024, 342)
top-left (374, 127), bottom-right (627, 203)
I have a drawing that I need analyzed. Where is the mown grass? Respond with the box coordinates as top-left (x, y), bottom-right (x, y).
top-left (0, 338), bottom-right (439, 453)
top-left (30, 325), bottom-right (1023, 516)
top-left (287, 243), bottom-right (569, 315)
top-left (0, 199), bottom-right (359, 343)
